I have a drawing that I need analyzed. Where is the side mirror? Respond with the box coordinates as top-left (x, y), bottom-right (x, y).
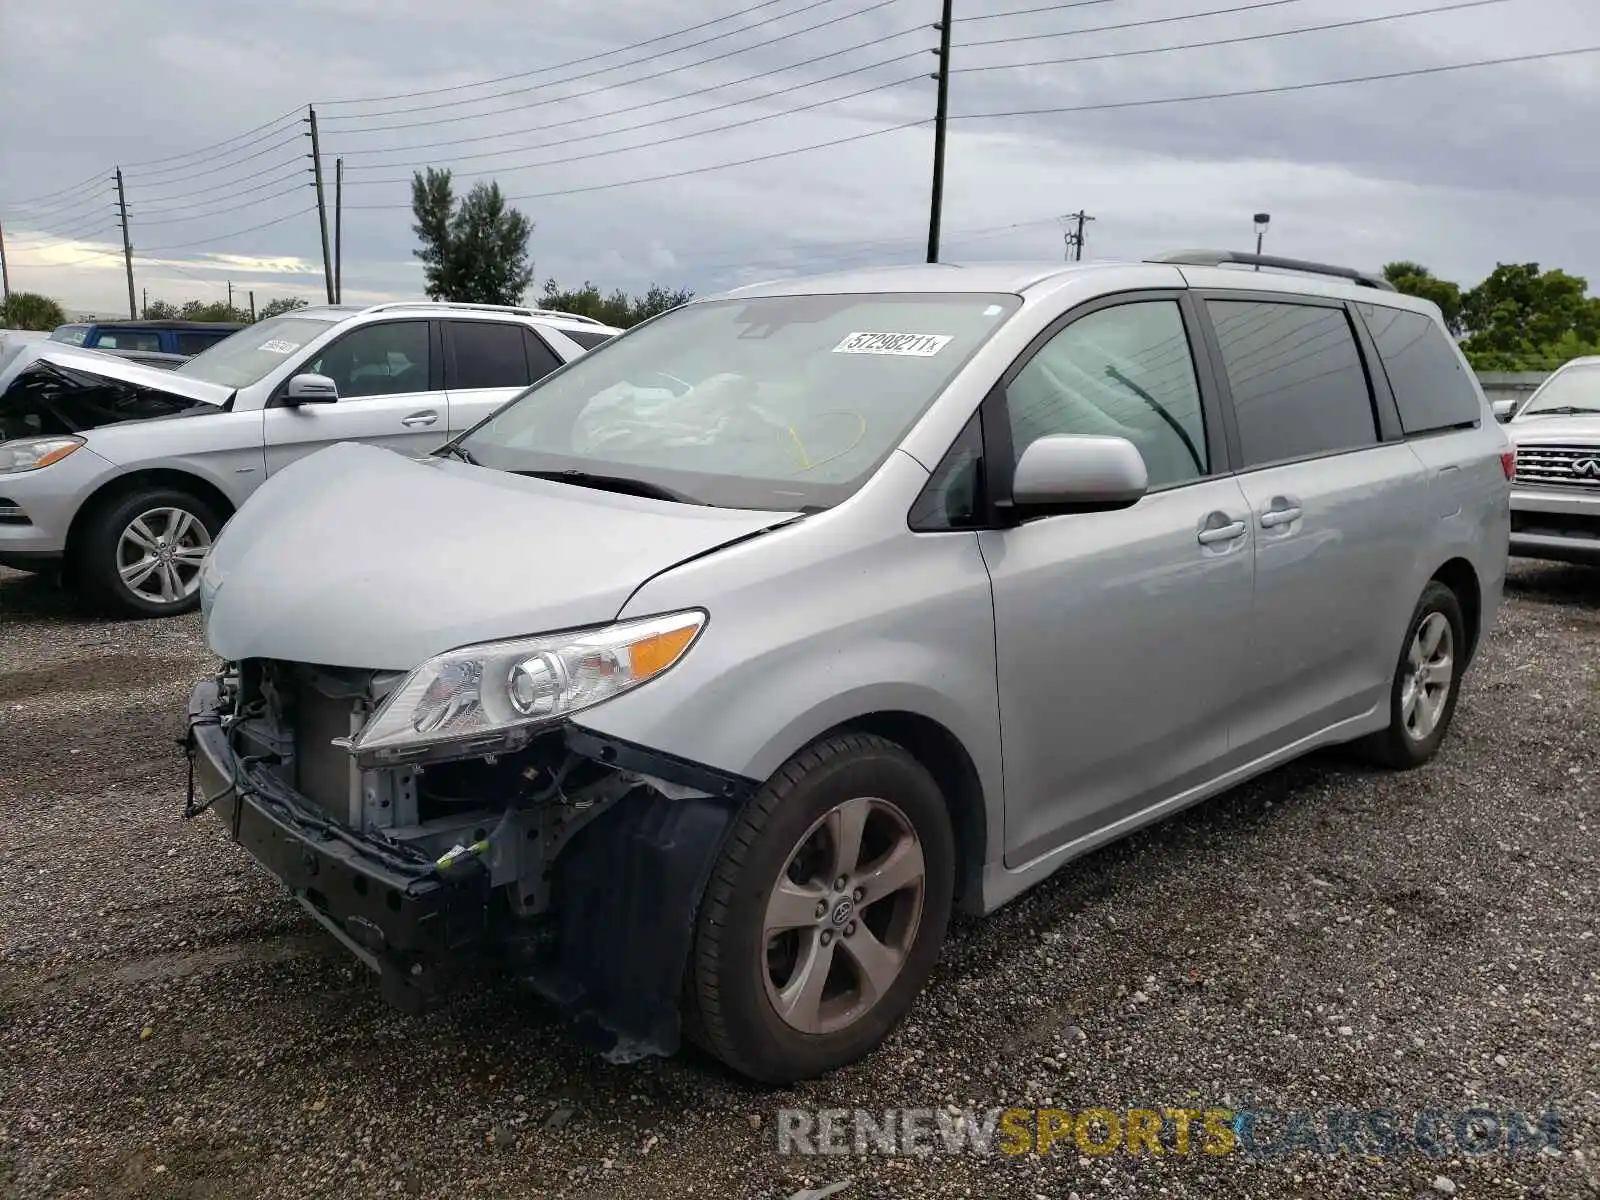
top-left (1491, 399), bottom-right (1517, 424)
top-left (285, 373), bottom-right (338, 405)
top-left (1011, 434), bottom-right (1148, 512)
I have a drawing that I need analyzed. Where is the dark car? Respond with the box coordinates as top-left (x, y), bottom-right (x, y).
top-left (50, 319), bottom-right (244, 358)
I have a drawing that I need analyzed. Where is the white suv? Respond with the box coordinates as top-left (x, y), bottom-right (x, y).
top-left (0, 301), bottom-right (619, 615)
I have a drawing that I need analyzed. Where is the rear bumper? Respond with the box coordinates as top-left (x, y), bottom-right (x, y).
top-left (184, 680), bottom-right (490, 1013)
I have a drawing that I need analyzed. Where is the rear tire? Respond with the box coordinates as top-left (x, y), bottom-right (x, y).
top-left (1358, 581), bottom-right (1466, 769)
top-left (75, 488), bottom-right (222, 618)
top-left (685, 733), bottom-right (954, 1084)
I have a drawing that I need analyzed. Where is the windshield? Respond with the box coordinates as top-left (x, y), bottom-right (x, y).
top-left (174, 315), bottom-right (337, 388)
top-left (1519, 363), bottom-right (1600, 417)
top-left (456, 292), bottom-right (1021, 510)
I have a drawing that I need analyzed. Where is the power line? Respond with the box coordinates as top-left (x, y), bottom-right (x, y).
top-left (323, 0), bottom-right (908, 133)
top-left (955, 0), bottom-right (1514, 74)
top-left (118, 108), bottom-right (304, 170)
top-left (126, 132), bottom-right (305, 188)
top-left (343, 72), bottom-right (924, 185)
top-left (126, 159), bottom-right (307, 208)
top-left (338, 33), bottom-right (923, 164)
top-left (963, 0), bottom-right (1330, 51)
top-left (344, 43), bottom-right (1598, 209)
top-left (7, 187), bottom-right (117, 224)
top-left (959, 0), bottom-right (1119, 19)
top-left (319, 0), bottom-right (809, 105)
top-left (1, 168), bottom-right (115, 210)
top-left (130, 184), bottom-right (312, 226)
top-left (137, 207), bottom-right (317, 253)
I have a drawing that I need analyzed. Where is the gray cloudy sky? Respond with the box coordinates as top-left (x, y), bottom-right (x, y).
top-left (2, 0), bottom-right (1596, 315)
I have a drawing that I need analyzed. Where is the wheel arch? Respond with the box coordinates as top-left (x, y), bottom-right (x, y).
top-left (65, 468), bottom-right (237, 564)
top-left (1430, 556), bottom-right (1482, 665)
top-left (812, 710), bottom-right (988, 915)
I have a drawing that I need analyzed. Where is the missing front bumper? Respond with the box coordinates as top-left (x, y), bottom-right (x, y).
top-left (184, 677), bottom-right (755, 1058)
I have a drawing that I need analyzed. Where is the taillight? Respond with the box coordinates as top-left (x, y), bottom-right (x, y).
top-left (1500, 450), bottom-right (1516, 480)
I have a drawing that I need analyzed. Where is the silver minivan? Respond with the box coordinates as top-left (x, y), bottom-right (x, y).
top-left (187, 253), bottom-right (1512, 1083)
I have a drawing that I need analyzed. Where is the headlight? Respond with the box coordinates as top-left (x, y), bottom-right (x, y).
top-left (348, 609), bottom-right (706, 765)
top-left (0, 436), bottom-right (84, 474)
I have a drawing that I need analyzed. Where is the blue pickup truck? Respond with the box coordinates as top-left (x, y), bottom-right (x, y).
top-left (49, 319), bottom-right (244, 358)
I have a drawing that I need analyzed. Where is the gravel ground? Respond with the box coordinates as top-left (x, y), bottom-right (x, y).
top-left (0, 561), bottom-right (1596, 1200)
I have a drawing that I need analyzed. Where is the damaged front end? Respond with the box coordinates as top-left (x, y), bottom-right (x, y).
top-left (184, 657), bottom-right (752, 1061)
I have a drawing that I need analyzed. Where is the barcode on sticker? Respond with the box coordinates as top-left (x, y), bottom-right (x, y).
top-left (258, 339), bottom-right (299, 354)
top-left (832, 331), bottom-right (952, 357)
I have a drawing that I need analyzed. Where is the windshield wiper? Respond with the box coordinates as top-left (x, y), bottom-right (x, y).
top-left (1524, 406), bottom-right (1600, 417)
top-left (433, 442), bottom-right (478, 465)
top-left (516, 469), bottom-right (698, 504)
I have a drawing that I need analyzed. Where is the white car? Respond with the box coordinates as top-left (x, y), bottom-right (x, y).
top-left (0, 301), bottom-right (618, 615)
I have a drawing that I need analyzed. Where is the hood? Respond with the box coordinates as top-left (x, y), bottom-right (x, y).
top-left (1507, 414), bottom-right (1600, 444)
top-left (201, 441), bottom-right (799, 670)
top-left (0, 344), bottom-right (234, 405)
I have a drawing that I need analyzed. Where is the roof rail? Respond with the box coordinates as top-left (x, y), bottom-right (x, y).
top-left (1149, 249), bottom-right (1397, 292)
top-left (355, 300), bottom-right (607, 325)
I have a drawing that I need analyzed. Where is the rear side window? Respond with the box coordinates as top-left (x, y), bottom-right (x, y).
top-left (1207, 300), bottom-right (1377, 467)
top-left (522, 327), bottom-right (564, 379)
top-left (1357, 304), bottom-right (1479, 434)
top-left (174, 331), bottom-right (230, 356)
top-left (449, 321), bottom-right (531, 389)
top-left (50, 326), bottom-right (88, 345)
top-left (563, 329), bottom-right (614, 350)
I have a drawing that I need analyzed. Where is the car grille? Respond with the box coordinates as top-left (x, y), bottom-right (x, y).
top-left (1514, 443), bottom-right (1600, 489)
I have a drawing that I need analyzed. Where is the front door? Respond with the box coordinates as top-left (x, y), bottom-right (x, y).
top-left (264, 318), bottom-right (444, 474)
top-left (1199, 296), bottom-right (1432, 756)
top-left (979, 295), bottom-right (1256, 867)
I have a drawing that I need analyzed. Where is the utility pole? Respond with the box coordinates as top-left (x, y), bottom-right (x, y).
top-left (227, 280), bottom-right (234, 312)
top-left (115, 167), bottom-right (136, 319)
top-left (334, 156), bottom-right (344, 303)
top-left (925, 0), bottom-right (954, 264)
top-left (249, 290), bottom-right (256, 321)
top-left (141, 287), bottom-right (147, 317)
top-left (0, 215), bottom-right (10, 305)
top-left (306, 105), bottom-right (335, 304)
top-left (1062, 210), bottom-right (1095, 261)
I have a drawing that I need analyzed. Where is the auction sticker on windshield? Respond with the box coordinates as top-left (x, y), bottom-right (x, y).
top-left (832, 332), bottom-right (952, 356)
top-left (258, 339), bottom-right (300, 354)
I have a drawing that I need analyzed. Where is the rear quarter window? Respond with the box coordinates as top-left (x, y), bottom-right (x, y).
top-left (1358, 304), bottom-right (1480, 435)
top-left (562, 329), bottom-right (614, 350)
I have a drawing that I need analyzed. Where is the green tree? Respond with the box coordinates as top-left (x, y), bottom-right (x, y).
top-left (0, 291), bottom-right (67, 331)
top-left (1381, 262), bottom-right (1463, 335)
top-left (257, 296), bottom-right (309, 320)
top-left (178, 299), bottom-right (250, 323)
top-left (144, 299), bottom-right (181, 320)
top-left (410, 167), bottom-right (535, 304)
top-left (1460, 263), bottom-right (1594, 364)
top-left (538, 278), bottom-right (693, 328)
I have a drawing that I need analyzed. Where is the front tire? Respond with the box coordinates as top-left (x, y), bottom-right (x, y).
top-left (1359, 581), bottom-right (1466, 769)
top-left (686, 733), bottom-right (955, 1084)
top-left (76, 488), bottom-right (221, 618)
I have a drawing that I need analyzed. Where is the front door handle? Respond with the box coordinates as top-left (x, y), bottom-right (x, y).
top-left (1197, 520), bottom-right (1247, 545)
top-left (401, 410), bottom-right (439, 427)
top-left (1259, 506), bottom-right (1302, 528)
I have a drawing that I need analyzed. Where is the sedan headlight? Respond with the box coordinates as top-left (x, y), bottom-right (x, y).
top-left (348, 609), bottom-right (707, 765)
top-left (0, 436), bottom-right (84, 474)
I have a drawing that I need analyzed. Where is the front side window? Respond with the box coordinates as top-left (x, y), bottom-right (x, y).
top-left (93, 329), bottom-right (164, 352)
top-left (175, 314), bottom-right (338, 389)
top-left (50, 326), bottom-right (88, 345)
top-left (449, 321), bottom-right (530, 390)
top-left (1004, 300), bottom-right (1208, 488)
top-left (1357, 303), bottom-right (1480, 434)
top-left (457, 292), bottom-right (1021, 511)
top-left (1208, 300), bottom-right (1377, 467)
top-left (1518, 362), bottom-right (1600, 417)
top-left (307, 320), bottom-right (430, 399)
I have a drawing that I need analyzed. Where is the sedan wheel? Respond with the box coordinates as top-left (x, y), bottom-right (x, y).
top-left (77, 487), bottom-right (223, 618)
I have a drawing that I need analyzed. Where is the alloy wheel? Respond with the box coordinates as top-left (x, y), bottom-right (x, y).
top-left (761, 795), bottom-right (926, 1035)
top-left (116, 507), bottom-right (211, 606)
top-left (1400, 611), bottom-right (1454, 742)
